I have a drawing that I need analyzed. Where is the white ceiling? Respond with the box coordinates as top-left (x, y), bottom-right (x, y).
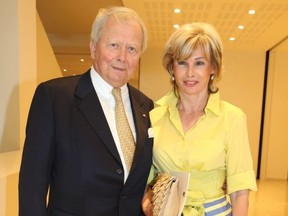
top-left (37, 0), bottom-right (288, 76)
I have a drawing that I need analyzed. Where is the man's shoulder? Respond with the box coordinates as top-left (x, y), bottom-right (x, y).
top-left (42, 74), bottom-right (81, 86)
top-left (39, 70), bottom-right (90, 89)
top-left (128, 84), bottom-right (152, 101)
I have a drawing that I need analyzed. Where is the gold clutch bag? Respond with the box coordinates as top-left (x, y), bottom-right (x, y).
top-left (152, 173), bottom-right (180, 216)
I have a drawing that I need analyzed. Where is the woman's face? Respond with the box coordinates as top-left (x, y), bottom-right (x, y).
top-left (172, 48), bottom-right (215, 97)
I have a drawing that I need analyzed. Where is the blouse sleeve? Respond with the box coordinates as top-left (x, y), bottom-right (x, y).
top-left (226, 112), bottom-right (257, 194)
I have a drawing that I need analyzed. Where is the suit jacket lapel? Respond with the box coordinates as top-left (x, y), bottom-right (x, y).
top-left (128, 85), bottom-right (149, 170)
top-left (75, 71), bottom-right (121, 164)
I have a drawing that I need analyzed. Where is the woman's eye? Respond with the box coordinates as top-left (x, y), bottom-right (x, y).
top-left (195, 61), bottom-right (205, 66)
top-left (177, 61), bottom-right (186, 65)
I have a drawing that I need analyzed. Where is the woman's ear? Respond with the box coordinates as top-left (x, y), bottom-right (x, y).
top-left (210, 68), bottom-right (216, 79)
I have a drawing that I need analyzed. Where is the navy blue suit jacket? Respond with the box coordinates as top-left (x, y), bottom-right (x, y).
top-left (19, 70), bottom-right (154, 216)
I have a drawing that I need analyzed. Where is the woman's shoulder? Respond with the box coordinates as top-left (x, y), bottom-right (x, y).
top-left (207, 93), bottom-right (245, 118)
top-left (219, 100), bottom-right (246, 119)
top-left (149, 91), bottom-right (177, 122)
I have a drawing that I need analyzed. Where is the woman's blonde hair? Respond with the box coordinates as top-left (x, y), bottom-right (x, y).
top-left (162, 22), bottom-right (223, 97)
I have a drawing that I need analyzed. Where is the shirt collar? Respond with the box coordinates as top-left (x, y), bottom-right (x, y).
top-left (90, 66), bottom-right (128, 98)
top-left (156, 90), bottom-right (178, 107)
top-left (205, 92), bottom-right (221, 116)
top-left (155, 90), bottom-right (221, 116)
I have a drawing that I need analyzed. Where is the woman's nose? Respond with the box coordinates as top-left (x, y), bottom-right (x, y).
top-left (187, 66), bottom-right (195, 77)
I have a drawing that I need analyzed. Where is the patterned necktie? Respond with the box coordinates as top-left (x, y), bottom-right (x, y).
top-left (112, 87), bottom-right (135, 171)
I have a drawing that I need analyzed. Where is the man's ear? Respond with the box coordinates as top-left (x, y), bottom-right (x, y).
top-left (90, 41), bottom-right (96, 59)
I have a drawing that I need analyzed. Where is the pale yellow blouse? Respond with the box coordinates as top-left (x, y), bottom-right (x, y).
top-left (148, 91), bottom-right (257, 215)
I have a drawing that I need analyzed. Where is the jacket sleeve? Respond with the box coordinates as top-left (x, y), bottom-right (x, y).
top-left (19, 83), bottom-right (55, 216)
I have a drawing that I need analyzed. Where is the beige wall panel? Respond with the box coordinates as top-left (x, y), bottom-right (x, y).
top-left (139, 48), bottom-right (171, 101)
top-left (6, 173), bottom-right (19, 216)
top-left (265, 51), bottom-right (288, 179)
top-left (219, 51), bottom-right (266, 175)
top-left (36, 12), bottom-right (62, 84)
top-left (0, 0), bottom-right (20, 153)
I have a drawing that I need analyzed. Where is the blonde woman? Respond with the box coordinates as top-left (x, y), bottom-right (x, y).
top-left (142, 22), bottom-right (257, 216)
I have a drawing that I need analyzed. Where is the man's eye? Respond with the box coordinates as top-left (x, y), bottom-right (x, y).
top-left (128, 46), bottom-right (137, 53)
top-left (109, 43), bottom-right (119, 49)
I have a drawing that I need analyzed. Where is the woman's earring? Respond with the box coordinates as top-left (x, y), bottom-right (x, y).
top-left (211, 75), bottom-right (215, 80)
top-left (171, 75), bottom-right (175, 81)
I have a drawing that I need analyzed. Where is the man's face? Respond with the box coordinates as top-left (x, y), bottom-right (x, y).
top-left (90, 17), bottom-right (143, 87)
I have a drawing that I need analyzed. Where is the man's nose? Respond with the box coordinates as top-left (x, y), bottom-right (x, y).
top-left (117, 47), bottom-right (127, 61)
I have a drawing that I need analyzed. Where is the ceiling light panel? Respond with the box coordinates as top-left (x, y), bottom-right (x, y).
top-left (138, 0), bottom-right (288, 51)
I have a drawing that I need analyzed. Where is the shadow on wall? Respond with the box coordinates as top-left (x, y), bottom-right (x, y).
top-left (0, 84), bottom-right (20, 152)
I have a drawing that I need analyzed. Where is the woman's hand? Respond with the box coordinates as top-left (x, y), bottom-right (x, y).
top-left (142, 186), bottom-right (154, 216)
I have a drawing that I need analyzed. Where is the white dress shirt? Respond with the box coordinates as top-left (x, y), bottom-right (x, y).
top-left (90, 67), bottom-right (136, 182)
